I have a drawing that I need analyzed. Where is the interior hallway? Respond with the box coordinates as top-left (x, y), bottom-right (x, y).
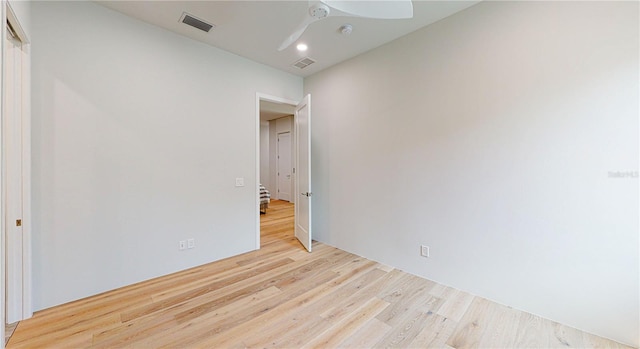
top-left (260, 199), bottom-right (297, 248)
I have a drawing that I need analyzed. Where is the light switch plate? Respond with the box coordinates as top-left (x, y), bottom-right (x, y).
top-left (420, 245), bottom-right (430, 258)
top-left (235, 178), bottom-right (245, 187)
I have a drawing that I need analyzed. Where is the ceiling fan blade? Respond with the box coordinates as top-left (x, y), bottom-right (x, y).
top-left (278, 14), bottom-right (319, 51)
top-left (321, 0), bottom-right (413, 19)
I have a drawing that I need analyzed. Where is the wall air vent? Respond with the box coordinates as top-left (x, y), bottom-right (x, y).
top-left (292, 57), bottom-right (316, 69)
top-left (179, 12), bottom-right (215, 33)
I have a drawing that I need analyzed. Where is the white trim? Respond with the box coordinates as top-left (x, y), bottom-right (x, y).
top-left (255, 93), bottom-right (298, 250)
top-left (1, 1), bottom-right (6, 345)
top-left (5, 3), bottom-right (27, 44)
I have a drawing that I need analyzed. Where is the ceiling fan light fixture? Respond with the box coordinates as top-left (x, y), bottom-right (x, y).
top-left (339, 24), bottom-right (353, 35)
top-left (278, 0), bottom-right (412, 51)
top-left (309, 4), bottom-right (330, 19)
top-left (296, 43), bottom-right (308, 51)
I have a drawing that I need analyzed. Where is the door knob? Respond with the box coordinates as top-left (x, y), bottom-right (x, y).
top-left (301, 192), bottom-right (312, 197)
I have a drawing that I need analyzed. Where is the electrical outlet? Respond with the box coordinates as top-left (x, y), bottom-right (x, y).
top-left (187, 238), bottom-right (195, 249)
top-left (420, 245), bottom-right (430, 258)
top-left (179, 240), bottom-right (187, 250)
top-left (235, 178), bottom-right (245, 187)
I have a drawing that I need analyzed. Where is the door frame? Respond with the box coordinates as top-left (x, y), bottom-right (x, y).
top-left (255, 93), bottom-right (298, 250)
top-left (2, 0), bottom-right (32, 337)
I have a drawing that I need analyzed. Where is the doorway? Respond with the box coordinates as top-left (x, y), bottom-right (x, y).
top-left (256, 93), bottom-right (312, 252)
top-left (256, 94), bottom-right (298, 250)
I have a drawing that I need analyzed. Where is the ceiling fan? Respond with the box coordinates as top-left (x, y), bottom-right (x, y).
top-left (278, 0), bottom-right (414, 51)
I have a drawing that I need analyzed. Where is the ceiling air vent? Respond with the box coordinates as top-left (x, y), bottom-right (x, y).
top-left (180, 12), bottom-right (215, 33)
top-left (292, 57), bottom-right (316, 69)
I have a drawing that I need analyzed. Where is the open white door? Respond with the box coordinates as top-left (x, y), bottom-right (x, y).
top-left (294, 95), bottom-right (312, 252)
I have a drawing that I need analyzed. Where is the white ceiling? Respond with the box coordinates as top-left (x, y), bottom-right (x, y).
top-left (97, 1), bottom-right (479, 77)
top-left (260, 100), bottom-right (295, 121)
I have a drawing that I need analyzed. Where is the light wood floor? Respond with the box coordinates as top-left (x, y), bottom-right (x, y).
top-left (7, 200), bottom-right (633, 348)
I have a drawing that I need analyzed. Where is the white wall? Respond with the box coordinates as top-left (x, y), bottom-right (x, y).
top-left (260, 121), bottom-right (270, 187)
top-left (30, 1), bottom-right (302, 310)
top-left (305, 1), bottom-right (638, 346)
top-left (275, 115), bottom-right (292, 135)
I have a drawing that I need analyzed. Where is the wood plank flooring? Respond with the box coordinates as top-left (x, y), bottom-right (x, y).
top-left (7, 200), bottom-right (633, 348)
